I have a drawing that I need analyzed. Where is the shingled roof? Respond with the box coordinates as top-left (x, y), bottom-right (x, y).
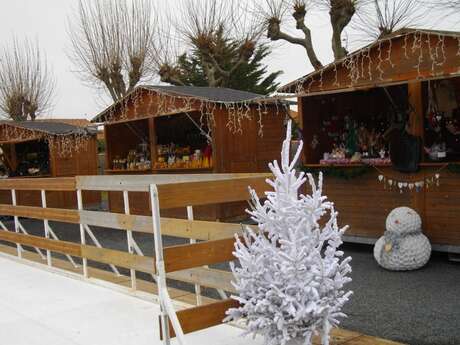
top-left (0, 120), bottom-right (96, 137)
top-left (143, 85), bottom-right (263, 103)
top-left (91, 85), bottom-right (277, 123)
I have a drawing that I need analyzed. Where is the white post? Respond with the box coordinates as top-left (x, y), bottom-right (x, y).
top-left (41, 190), bottom-right (52, 266)
top-left (11, 189), bottom-right (22, 258)
top-left (123, 190), bottom-right (136, 290)
top-left (77, 189), bottom-right (88, 278)
top-left (187, 206), bottom-right (202, 306)
top-left (150, 184), bottom-right (185, 345)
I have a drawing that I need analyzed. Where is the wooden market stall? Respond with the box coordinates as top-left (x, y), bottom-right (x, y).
top-left (92, 85), bottom-right (288, 219)
top-left (0, 120), bottom-right (99, 208)
top-left (279, 28), bottom-right (460, 249)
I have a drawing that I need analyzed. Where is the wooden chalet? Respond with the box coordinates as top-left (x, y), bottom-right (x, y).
top-left (279, 28), bottom-right (460, 249)
top-left (0, 120), bottom-right (99, 208)
top-left (92, 85), bottom-right (288, 219)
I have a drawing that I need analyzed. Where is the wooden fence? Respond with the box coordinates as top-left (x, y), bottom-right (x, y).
top-left (0, 173), bottom-right (271, 345)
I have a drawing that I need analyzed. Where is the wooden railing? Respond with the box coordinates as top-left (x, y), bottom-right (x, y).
top-left (0, 173), bottom-right (271, 345)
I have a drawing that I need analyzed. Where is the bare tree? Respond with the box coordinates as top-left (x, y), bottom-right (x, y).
top-left (352, 0), bottom-right (429, 42)
top-left (260, 0), bottom-right (359, 70)
top-left (0, 39), bottom-right (55, 121)
top-left (67, 0), bottom-right (157, 102)
top-left (157, 0), bottom-right (263, 87)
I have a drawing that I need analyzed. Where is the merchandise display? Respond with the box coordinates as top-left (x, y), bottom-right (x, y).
top-left (111, 143), bottom-right (151, 171)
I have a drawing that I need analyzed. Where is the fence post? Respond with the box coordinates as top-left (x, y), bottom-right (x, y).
top-left (11, 189), bottom-right (21, 259)
top-left (41, 190), bottom-right (52, 266)
top-left (150, 184), bottom-right (185, 345)
top-left (187, 206), bottom-right (202, 306)
top-left (123, 190), bottom-right (136, 290)
top-left (77, 189), bottom-right (88, 278)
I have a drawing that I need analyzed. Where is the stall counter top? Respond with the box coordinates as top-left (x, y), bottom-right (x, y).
top-left (6, 174), bottom-right (52, 179)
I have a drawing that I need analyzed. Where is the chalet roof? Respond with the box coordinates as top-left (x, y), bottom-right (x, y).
top-left (0, 120), bottom-right (96, 137)
top-left (278, 28), bottom-right (460, 95)
top-left (91, 85), bottom-right (281, 123)
top-left (143, 85), bottom-right (263, 103)
top-left (37, 118), bottom-right (92, 128)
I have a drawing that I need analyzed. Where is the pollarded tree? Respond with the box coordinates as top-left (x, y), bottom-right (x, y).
top-left (227, 121), bottom-right (352, 345)
top-left (260, 0), bottom-right (360, 70)
top-left (0, 39), bottom-right (55, 121)
top-left (67, 0), bottom-right (157, 102)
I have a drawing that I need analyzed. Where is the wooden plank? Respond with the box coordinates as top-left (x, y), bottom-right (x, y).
top-left (163, 237), bottom-right (236, 273)
top-left (81, 245), bottom-right (155, 274)
top-left (157, 176), bottom-right (270, 209)
top-left (0, 177), bottom-right (76, 191)
top-left (0, 204), bottom-right (80, 223)
top-left (160, 218), bottom-right (246, 240)
top-left (164, 298), bottom-right (239, 338)
top-left (80, 210), bottom-right (247, 240)
top-left (312, 329), bottom-right (363, 345)
top-left (0, 230), bottom-right (81, 256)
top-left (343, 335), bottom-right (406, 345)
top-left (167, 267), bottom-right (236, 293)
top-left (76, 173), bottom-right (270, 192)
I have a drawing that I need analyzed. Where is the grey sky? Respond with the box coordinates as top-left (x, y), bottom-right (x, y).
top-left (0, 0), bottom-right (458, 120)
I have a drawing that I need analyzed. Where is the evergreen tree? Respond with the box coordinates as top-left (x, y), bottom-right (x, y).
top-left (226, 121), bottom-right (353, 345)
top-left (160, 28), bottom-right (282, 95)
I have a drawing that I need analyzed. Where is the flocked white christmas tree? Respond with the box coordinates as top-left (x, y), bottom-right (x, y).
top-left (226, 121), bottom-right (353, 345)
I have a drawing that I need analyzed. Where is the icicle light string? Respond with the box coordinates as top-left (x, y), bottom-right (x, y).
top-left (101, 87), bottom-right (289, 137)
top-left (0, 124), bottom-right (92, 158)
top-left (372, 164), bottom-right (448, 193)
top-left (288, 30), bottom-right (460, 97)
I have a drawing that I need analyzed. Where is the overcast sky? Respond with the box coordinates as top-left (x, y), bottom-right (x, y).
top-left (0, 0), bottom-right (458, 121)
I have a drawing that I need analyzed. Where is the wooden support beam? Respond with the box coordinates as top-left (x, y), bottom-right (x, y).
top-left (0, 177), bottom-right (76, 191)
top-left (162, 298), bottom-right (239, 339)
top-left (0, 230), bottom-right (81, 257)
top-left (81, 245), bottom-right (155, 274)
top-left (157, 176), bottom-right (270, 209)
top-left (0, 204), bottom-right (80, 223)
top-left (80, 210), bottom-right (247, 240)
top-left (76, 173), bottom-right (270, 192)
top-left (167, 267), bottom-right (236, 293)
top-left (163, 237), bottom-right (236, 273)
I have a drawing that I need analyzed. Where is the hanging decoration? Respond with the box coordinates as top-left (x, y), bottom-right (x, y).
top-left (302, 165), bottom-right (371, 180)
top-left (0, 123), bottom-right (94, 158)
top-left (94, 86), bottom-right (290, 137)
top-left (373, 164), bottom-right (447, 193)
top-left (283, 29), bottom-right (460, 96)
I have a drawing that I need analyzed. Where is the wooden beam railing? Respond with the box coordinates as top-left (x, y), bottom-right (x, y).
top-left (0, 173), bottom-right (272, 345)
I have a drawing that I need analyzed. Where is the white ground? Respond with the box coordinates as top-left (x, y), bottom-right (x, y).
top-left (0, 255), bottom-right (262, 345)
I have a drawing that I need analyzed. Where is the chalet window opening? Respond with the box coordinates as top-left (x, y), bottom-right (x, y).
top-left (153, 113), bottom-right (213, 170)
top-left (423, 77), bottom-right (460, 163)
top-left (0, 139), bottom-right (51, 177)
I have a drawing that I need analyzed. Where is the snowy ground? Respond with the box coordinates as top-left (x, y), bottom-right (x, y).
top-left (0, 255), bottom-right (263, 345)
top-left (1, 218), bottom-right (460, 345)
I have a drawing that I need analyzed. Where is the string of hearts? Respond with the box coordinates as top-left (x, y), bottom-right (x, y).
top-left (372, 164), bottom-right (448, 193)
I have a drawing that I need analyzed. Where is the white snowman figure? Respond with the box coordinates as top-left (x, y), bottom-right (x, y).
top-left (374, 206), bottom-right (431, 271)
